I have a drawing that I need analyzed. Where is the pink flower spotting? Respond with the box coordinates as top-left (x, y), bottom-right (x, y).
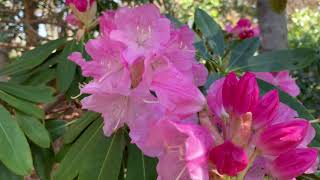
top-left (70, 4), bottom-right (317, 180)
top-left (226, 18), bottom-right (260, 40)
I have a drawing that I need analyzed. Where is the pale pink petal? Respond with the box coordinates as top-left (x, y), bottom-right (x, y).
top-left (151, 68), bottom-right (206, 116)
top-left (276, 71), bottom-right (300, 97)
top-left (192, 63), bottom-right (208, 86)
top-left (163, 25), bottom-right (195, 72)
top-left (207, 78), bottom-right (226, 118)
top-left (99, 11), bottom-right (116, 36)
top-left (110, 4), bottom-right (171, 64)
top-left (299, 122), bottom-right (316, 147)
top-left (272, 103), bottom-right (298, 124)
top-left (244, 156), bottom-right (269, 180)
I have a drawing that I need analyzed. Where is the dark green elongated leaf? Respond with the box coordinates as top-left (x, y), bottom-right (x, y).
top-left (57, 40), bottom-right (83, 92)
top-left (195, 41), bottom-right (212, 60)
top-left (165, 14), bottom-right (184, 28)
top-left (0, 38), bottom-right (66, 76)
top-left (16, 113), bottom-right (51, 148)
top-left (231, 48), bottom-right (319, 72)
top-left (0, 162), bottom-right (23, 180)
top-left (258, 80), bottom-right (320, 146)
top-left (126, 144), bottom-right (157, 180)
top-left (194, 8), bottom-right (224, 56)
top-left (55, 144), bottom-right (72, 163)
top-left (228, 37), bottom-right (260, 69)
top-left (45, 120), bottom-right (67, 141)
top-left (0, 90), bottom-right (44, 119)
top-left (25, 69), bottom-right (56, 85)
top-left (31, 143), bottom-right (54, 180)
top-left (0, 106), bottom-right (33, 175)
top-left (78, 126), bottom-right (126, 180)
top-left (204, 72), bottom-right (223, 90)
top-left (0, 82), bottom-right (55, 103)
top-left (10, 52), bottom-right (60, 84)
top-left (54, 119), bottom-right (126, 180)
top-left (63, 111), bottom-right (100, 144)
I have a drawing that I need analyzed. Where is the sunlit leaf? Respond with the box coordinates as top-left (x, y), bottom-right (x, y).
top-left (0, 106), bottom-right (33, 176)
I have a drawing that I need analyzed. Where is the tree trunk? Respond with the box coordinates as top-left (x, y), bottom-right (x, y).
top-left (23, 0), bottom-right (38, 47)
top-left (257, 0), bottom-right (288, 52)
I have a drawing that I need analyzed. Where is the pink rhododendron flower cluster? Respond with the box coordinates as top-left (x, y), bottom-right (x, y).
top-left (226, 18), bottom-right (260, 40)
top-left (69, 4), bottom-right (318, 180)
top-left (69, 3), bottom-right (207, 140)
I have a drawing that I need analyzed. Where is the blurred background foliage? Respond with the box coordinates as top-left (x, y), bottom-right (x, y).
top-left (0, 0), bottom-right (319, 117)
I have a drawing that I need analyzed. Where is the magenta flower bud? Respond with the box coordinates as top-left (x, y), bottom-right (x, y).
top-left (270, 148), bottom-right (318, 180)
top-left (222, 72), bottom-right (238, 113)
top-left (252, 90), bottom-right (279, 129)
top-left (209, 141), bottom-right (248, 176)
top-left (234, 72), bottom-right (259, 115)
top-left (66, 0), bottom-right (95, 12)
top-left (237, 18), bottom-right (252, 27)
top-left (256, 120), bottom-right (309, 156)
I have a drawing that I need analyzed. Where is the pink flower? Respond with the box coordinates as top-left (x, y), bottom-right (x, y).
top-left (252, 90), bottom-right (279, 129)
top-left (110, 4), bottom-right (171, 64)
top-left (66, 13), bottom-right (82, 27)
top-left (255, 120), bottom-right (309, 156)
top-left (162, 26), bottom-right (195, 72)
top-left (66, 0), bottom-right (96, 27)
top-left (151, 68), bottom-right (206, 116)
top-left (191, 62), bottom-right (208, 86)
top-left (226, 18), bottom-right (260, 40)
top-left (81, 91), bottom-right (160, 136)
top-left (206, 72), bottom-right (318, 178)
top-left (254, 71), bottom-right (300, 97)
top-left (222, 72), bottom-right (259, 115)
top-left (209, 141), bottom-right (248, 176)
top-left (143, 120), bottom-right (213, 179)
top-left (66, 0), bottom-right (95, 12)
top-left (269, 148), bottom-right (318, 180)
top-left (207, 78), bottom-right (226, 118)
top-left (99, 11), bottom-right (116, 36)
top-left (69, 37), bottom-right (131, 95)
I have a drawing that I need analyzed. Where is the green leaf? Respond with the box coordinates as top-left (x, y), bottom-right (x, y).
top-left (25, 69), bottom-right (56, 86)
top-left (126, 144), bottom-right (157, 180)
top-left (0, 38), bottom-right (66, 76)
top-left (63, 111), bottom-right (100, 144)
top-left (0, 82), bottom-right (55, 103)
top-left (195, 41), bottom-right (212, 60)
top-left (231, 48), bottom-right (319, 72)
top-left (195, 8), bottom-right (224, 56)
top-left (258, 80), bottom-right (320, 146)
top-left (31, 143), bottom-right (54, 180)
top-left (0, 162), bottom-right (23, 180)
top-left (54, 119), bottom-right (126, 180)
top-left (165, 14), bottom-right (184, 28)
top-left (228, 37), bottom-right (260, 69)
top-left (16, 113), bottom-right (51, 148)
top-left (0, 106), bottom-right (33, 175)
top-left (57, 40), bottom-right (83, 92)
top-left (204, 72), bottom-right (223, 90)
top-left (45, 120), bottom-right (67, 141)
top-left (0, 90), bottom-right (44, 119)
